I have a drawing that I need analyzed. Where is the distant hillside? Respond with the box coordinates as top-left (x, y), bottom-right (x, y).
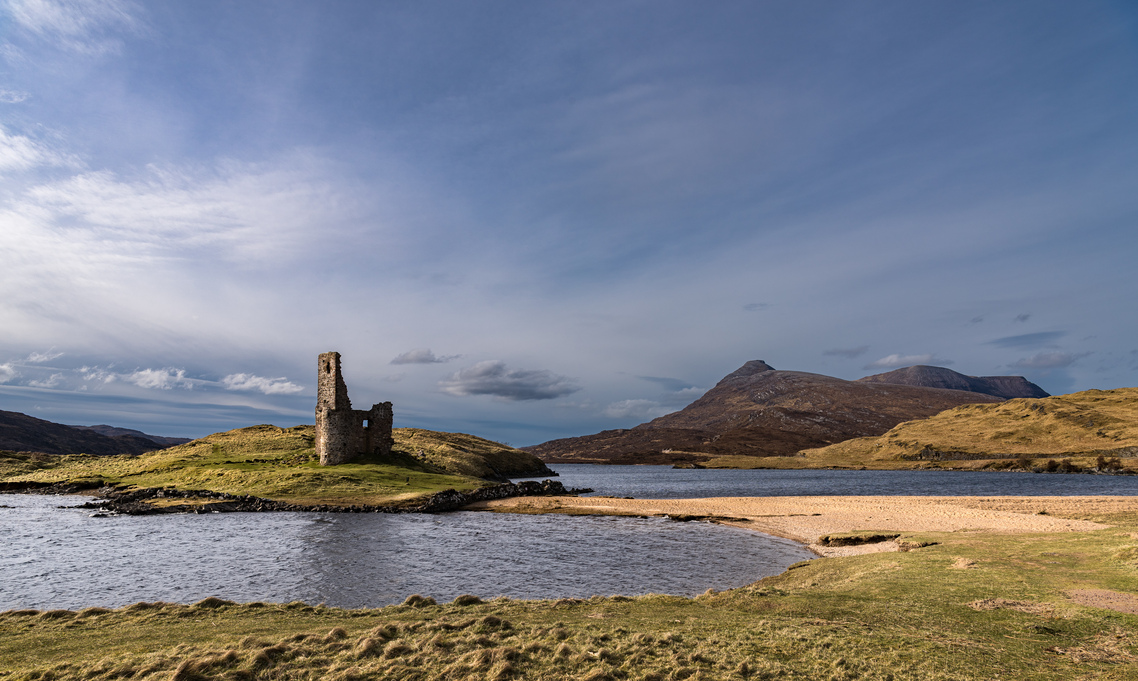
top-left (857, 365), bottom-right (1049, 399)
top-left (526, 360), bottom-right (1003, 464)
top-left (69, 425), bottom-right (192, 447)
top-left (804, 387), bottom-right (1138, 464)
top-left (0, 410), bottom-right (167, 456)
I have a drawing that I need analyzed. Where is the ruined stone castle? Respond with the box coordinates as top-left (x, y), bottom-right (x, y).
top-left (315, 352), bottom-right (394, 465)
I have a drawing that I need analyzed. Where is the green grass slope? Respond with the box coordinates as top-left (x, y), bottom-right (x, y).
top-left (798, 387), bottom-right (1138, 471)
top-left (0, 425), bottom-right (554, 506)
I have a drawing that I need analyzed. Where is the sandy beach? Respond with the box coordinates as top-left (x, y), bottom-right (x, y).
top-left (466, 495), bottom-right (1135, 556)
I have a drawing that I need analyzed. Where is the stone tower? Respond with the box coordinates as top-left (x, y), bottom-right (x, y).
top-left (315, 351), bottom-right (394, 465)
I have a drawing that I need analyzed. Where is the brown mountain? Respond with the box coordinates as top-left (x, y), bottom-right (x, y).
top-left (525, 360), bottom-right (1005, 464)
top-left (856, 365), bottom-right (1049, 399)
top-left (0, 410), bottom-right (175, 456)
top-left (69, 424), bottom-right (192, 447)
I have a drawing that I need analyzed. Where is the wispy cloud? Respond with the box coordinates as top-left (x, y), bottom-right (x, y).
top-left (221, 373), bottom-right (303, 395)
top-left (439, 361), bottom-right (579, 401)
top-left (0, 90), bottom-right (30, 103)
top-left (1014, 313), bottom-right (1031, 323)
top-left (824, 345), bottom-right (869, 359)
top-left (0, 125), bottom-right (79, 173)
top-left (390, 348), bottom-right (460, 365)
top-left (864, 353), bottom-right (951, 370)
top-left (125, 367), bottom-right (191, 390)
top-left (5, 0), bottom-right (143, 54)
top-left (743, 302), bottom-right (770, 312)
top-left (0, 363), bottom-right (17, 383)
top-left (988, 331), bottom-right (1064, 349)
top-left (26, 350), bottom-right (63, 363)
top-left (1009, 352), bottom-right (1088, 370)
top-left (28, 372), bottom-right (64, 388)
top-left (603, 398), bottom-right (671, 420)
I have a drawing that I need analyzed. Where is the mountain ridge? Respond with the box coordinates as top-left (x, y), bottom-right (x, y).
top-left (857, 365), bottom-right (1048, 399)
top-left (526, 361), bottom-right (1011, 464)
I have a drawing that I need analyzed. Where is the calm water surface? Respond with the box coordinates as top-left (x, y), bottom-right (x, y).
top-left (5, 466), bottom-right (1133, 611)
top-left (0, 493), bottom-right (812, 611)
top-left (533, 465), bottom-right (1138, 498)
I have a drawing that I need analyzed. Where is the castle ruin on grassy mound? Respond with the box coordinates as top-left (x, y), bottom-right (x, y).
top-left (316, 352), bottom-right (393, 465)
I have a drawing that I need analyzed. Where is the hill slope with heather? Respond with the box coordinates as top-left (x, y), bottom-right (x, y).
top-left (857, 365), bottom-right (1049, 399)
top-left (802, 387), bottom-right (1138, 469)
top-left (0, 410), bottom-right (172, 456)
top-left (526, 361), bottom-right (1003, 465)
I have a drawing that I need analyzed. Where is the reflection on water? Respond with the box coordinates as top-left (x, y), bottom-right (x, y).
top-left (0, 494), bottom-right (813, 611)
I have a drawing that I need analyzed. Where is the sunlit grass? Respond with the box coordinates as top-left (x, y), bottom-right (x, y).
top-left (0, 425), bottom-right (552, 506)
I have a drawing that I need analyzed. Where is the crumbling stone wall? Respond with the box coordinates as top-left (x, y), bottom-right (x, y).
top-left (316, 352), bottom-right (394, 465)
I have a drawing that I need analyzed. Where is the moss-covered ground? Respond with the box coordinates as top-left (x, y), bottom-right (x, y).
top-left (3, 509), bottom-right (1137, 680)
top-left (0, 425), bottom-right (551, 507)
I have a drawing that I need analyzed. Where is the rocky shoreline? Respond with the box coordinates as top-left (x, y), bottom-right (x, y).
top-left (0, 479), bottom-right (590, 516)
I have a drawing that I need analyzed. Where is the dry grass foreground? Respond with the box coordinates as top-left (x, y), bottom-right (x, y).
top-left (802, 387), bottom-right (1138, 467)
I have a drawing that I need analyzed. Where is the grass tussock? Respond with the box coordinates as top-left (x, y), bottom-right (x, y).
top-left (4, 521), bottom-right (1138, 680)
top-left (0, 424), bottom-right (552, 506)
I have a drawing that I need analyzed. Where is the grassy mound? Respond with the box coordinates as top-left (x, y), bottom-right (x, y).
top-left (798, 387), bottom-right (1138, 471)
top-left (3, 512), bottom-right (1137, 679)
top-left (0, 425), bottom-right (553, 506)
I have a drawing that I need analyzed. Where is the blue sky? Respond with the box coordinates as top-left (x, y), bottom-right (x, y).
top-left (2, 1), bottom-right (1136, 445)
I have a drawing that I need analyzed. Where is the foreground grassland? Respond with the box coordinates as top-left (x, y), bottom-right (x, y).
top-left (684, 388), bottom-right (1138, 472)
top-left (0, 426), bottom-right (550, 506)
top-left (3, 509), bottom-right (1138, 680)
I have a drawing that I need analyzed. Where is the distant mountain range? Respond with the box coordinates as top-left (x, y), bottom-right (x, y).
top-left (0, 410), bottom-right (191, 456)
top-left (526, 362), bottom-right (1046, 464)
top-left (857, 365), bottom-right (1049, 399)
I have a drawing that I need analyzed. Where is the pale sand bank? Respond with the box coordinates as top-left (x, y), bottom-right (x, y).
top-left (465, 495), bottom-right (1133, 557)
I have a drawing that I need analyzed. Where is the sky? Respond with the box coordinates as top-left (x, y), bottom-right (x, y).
top-left (2, 1), bottom-right (1137, 445)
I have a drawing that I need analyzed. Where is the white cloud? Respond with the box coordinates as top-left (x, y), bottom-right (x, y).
top-left (79, 365), bottom-right (115, 382)
top-left (439, 360), bottom-right (579, 401)
top-left (864, 353), bottom-right (951, 370)
top-left (603, 399), bottom-right (671, 420)
top-left (26, 350), bottom-right (62, 362)
top-left (0, 89), bottom-right (29, 103)
top-left (221, 373), bottom-right (304, 395)
top-left (28, 371), bottom-right (63, 387)
top-left (125, 367), bottom-right (191, 390)
top-left (1010, 352), bottom-right (1088, 370)
top-left (390, 348), bottom-right (460, 365)
top-left (0, 362), bottom-right (17, 383)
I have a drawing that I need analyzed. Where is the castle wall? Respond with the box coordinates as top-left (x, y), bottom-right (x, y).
top-left (316, 351), bottom-right (394, 465)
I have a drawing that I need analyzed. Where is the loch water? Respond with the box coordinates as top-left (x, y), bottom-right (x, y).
top-left (4, 465), bottom-right (1135, 611)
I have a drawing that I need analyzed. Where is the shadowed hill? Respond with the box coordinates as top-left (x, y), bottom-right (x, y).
top-left (526, 361), bottom-right (1003, 464)
top-left (69, 425), bottom-right (192, 447)
top-left (857, 365), bottom-right (1049, 399)
top-left (0, 410), bottom-right (169, 456)
top-left (804, 387), bottom-right (1138, 464)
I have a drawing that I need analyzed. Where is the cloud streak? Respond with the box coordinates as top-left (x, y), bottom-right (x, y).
top-left (439, 361), bottom-right (579, 401)
top-left (390, 349), bottom-right (460, 365)
top-left (221, 373), bottom-right (304, 395)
